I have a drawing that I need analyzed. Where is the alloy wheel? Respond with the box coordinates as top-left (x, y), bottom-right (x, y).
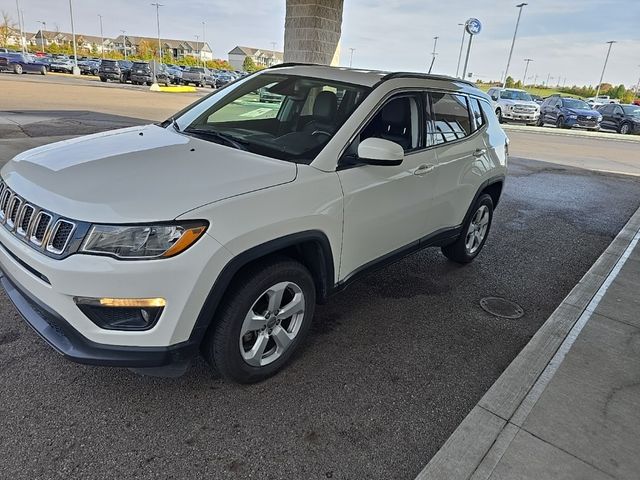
top-left (465, 205), bottom-right (490, 255)
top-left (239, 281), bottom-right (306, 367)
top-left (620, 123), bottom-right (630, 135)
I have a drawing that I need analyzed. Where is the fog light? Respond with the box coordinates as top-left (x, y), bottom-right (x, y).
top-left (74, 297), bottom-right (165, 330)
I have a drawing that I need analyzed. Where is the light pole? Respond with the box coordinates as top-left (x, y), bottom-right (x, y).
top-left (68, 0), bottom-right (79, 72)
top-left (37, 21), bottom-right (46, 52)
top-left (98, 14), bottom-right (104, 59)
top-left (455, 23), bottom-right (465, 78)
top-left (15, 0), bottom-right (25, 54)
top-left (594, 40), bottom-right (616, 100)
top-left (522, 58), bottom-right (533, 87)
top-left (634, 66), bottom-right (640, 100)
top-left (270, 41), bottom-right (277, 66)
top-left (150, 3), bottom-right (164, 61)
top-left (428, 36), bottom-right (438, 73)
top-left (348, 47), bottom-right (355, 67)
top-left (546, 72), bottom-right (550, 87)
top-left (194, 35), bottom-right (200, 66)
top-left (502, 3), bottom-right (527, 88)
top-left (120, 30), bottom-right (127, 60)
top-left (202, 21), bottom-right (206, 65)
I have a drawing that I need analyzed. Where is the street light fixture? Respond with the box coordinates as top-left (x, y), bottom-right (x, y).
top-left (594, 41), bottom-right (616, 100)
top-left (98, 14), bottom-right (104, 60)
top-left (37, 21), bottom-right (46, 53)
top-left (455, 23), bottom-right (465, 78)
top-left (523, 58), bottom-right (533, 87)
top-left (502, 3), bottom-right (527, 88)
top-left (150, 3), bottom-right (164, 61)
top-left (428, 36), bottom-right (438, 74)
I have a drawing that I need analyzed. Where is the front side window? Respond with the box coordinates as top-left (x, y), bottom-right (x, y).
top-left (359, 95), bottom-right (419, 152)
top-left (430, 93), bottom-right (472, 145)
top-left (180, 73), bottom-right (370, 163)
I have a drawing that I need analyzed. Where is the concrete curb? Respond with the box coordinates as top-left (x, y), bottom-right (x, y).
top-left (415, 203), bottom-right (640, 480)
top-left (503, 124), bottom-right (640, 144)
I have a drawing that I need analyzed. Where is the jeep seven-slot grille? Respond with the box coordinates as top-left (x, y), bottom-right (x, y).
top-left (0, 181), bottom-right (77, 256)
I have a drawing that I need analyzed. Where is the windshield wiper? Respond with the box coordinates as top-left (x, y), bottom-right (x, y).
top-left (183, 127), bottom-right (248, 150)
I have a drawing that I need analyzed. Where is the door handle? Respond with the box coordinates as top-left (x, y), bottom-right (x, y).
top-left (473, 149), bottom-right (487, 157)
top-left (414, 164), bottom-right (435, 176)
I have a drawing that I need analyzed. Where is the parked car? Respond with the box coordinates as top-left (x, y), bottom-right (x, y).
top-left (78, 59), bottom-right (101, 76)
top-left (586, 95), bottom-right (620, 108)
top-left (130, 62), bottom-right (171, 86)
top-left (597, 103), bottom-right (640, 135)
top-left (538, 96), bottom-right (601, 130)
top-left (0, 53), bottom-right (47, 75)
top-left (258, 86), bottom-right (284, 103)
top-left (0, 65), bottom-right (507, 383)
top-left (50, 58), bottom-right (75, 73)
top-left (99, 59), bottom-right (132, 83)
top-left (214, 70), bottom-right (235, 88)
top-left (487, 87), bottom-right (540, 125)
top-left (37, 56), bottom-right (54, 71)
top-left (181, 66), bottom-right (214, 87)
top-left (166, 65), bottom-right (183, 84)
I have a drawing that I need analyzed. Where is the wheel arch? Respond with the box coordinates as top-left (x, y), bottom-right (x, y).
top-left (188, 230), bottom-right (335, 347)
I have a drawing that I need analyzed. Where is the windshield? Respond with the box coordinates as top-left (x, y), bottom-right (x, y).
top-left (622, 105), bottom-right (640, 116)
top-left (500, 90), bottom-right (532, 101)
top-left (177, 73), bottom-right (370, 164)
top-left (562, 98), bottom-right (590, 110)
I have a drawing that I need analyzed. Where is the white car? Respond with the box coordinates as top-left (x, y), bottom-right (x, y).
top-left (487, 87), bottom-right (540, 125)
top-left (0, 65), bottom-right (508, 383)
top-left (585, 95), bottom-right (620, 108)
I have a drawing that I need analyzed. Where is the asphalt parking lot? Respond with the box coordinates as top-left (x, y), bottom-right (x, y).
top-left (1, 76), bottom-right (640, 480)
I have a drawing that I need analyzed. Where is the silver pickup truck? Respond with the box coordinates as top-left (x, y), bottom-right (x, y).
top-left (181, 67), bottom-right (214, 88)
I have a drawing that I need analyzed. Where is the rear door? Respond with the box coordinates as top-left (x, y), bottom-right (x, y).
top-left (428, 92), bottom-right (486, 229)
top-left (599, 105), bottom-right (613, 129)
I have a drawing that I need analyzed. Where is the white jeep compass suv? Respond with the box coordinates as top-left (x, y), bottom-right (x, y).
top-left (0, 65), bottom-right (507, 383)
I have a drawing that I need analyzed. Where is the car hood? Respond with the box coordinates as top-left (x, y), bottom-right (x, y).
top-left (2, 124), bottom-right (297, 223)
top-left (501, 99), bottom-right (538, 107)
top-left (566, 108), bottom-right (600, 116)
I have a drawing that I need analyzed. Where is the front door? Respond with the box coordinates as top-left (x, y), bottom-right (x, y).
top-left (337, 94), bottom-right (438, 280)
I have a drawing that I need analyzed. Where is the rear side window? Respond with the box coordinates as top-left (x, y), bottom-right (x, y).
top-left (430, 93), bottom-right (472, 145)
top-left (469, 98), bottom-right (485, 131)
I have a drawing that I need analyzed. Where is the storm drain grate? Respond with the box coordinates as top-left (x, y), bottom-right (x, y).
top-left (480, 297), bottom-right (524, 319)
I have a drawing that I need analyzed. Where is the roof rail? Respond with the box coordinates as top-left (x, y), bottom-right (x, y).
top-left (268, 62), bottom-right (319, 69)
top-left (380, 72), bottom-right (476, 87)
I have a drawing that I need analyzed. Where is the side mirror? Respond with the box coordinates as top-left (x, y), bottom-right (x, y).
top-left (357, 138), bottom-right (404, 166)
top-left (491, 95), bottom-right (498, 101)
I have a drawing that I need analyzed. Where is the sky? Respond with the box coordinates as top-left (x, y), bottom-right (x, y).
top-left (2, 0), bottom-right (639, 88)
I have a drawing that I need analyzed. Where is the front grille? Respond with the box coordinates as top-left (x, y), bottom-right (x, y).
top-left (577, 115), bottom-right (596, 122)
top-left (31, 212), bottom-right (52, 245)
top-left (0, 182), bottom-right (78, 257)
top-left (513, 104), bottom-right (537, 113)
top-left (47, 220), bottom-right (75, 254)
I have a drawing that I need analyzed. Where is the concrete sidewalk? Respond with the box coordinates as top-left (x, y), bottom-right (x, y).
top-left (417, 205), bottom-right (640, 480)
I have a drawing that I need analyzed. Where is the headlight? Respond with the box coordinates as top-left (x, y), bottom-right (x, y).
top-left (80, 221), bottom-right (208, 259)
top-left (597, 115), bottom-right (603, 121)
top-left (569, 115), bottom-right (577, 119)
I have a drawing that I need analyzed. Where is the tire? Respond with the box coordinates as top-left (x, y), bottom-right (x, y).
top-left (100, 77), bottom-right (107, 82)
top-left (202, 257), bottom-right (316, 384)
top-left (442, 194), bottom-right (494, 264)
top-left (619, 123), bottom-right (631, 135)
top-left (536, 115), bottom-right (544, 127)
top-left (495, 108), bottom-right (504, 124)
top-left (13, 64), bottom-right (22, 74)
top-left (146, 81), bottom-right (153, 86)
top-left (40, 66), bottom-right (46, 75)
top-left (556, 116), bottom-right (564, 129)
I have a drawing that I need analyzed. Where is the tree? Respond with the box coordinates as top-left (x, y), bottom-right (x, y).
top-left (504, 76), bottom-right (515, 88)
top-left (0, 11), bottom-right (16, 48)
top-left (243, 56), bottom-right (257, 73)
top-left (137, 39), bottom-right (153, 60)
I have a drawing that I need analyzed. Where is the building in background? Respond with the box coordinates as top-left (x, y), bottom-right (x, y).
top-left (109, 35), bottom-right (212, 61)
top-left (228, 46), bottom-right (283, 70)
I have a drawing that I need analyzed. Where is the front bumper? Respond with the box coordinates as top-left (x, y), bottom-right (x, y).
top-left (0, 221), bottom-right (232, 367)
top-left (0, 269), bottom-right (197, 367)
top-left (564, 117), bottom-right (600, 129)
top-left (502, 111), bottom-right (539, 122)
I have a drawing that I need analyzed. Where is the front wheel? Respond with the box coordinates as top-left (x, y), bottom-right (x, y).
top-left (495, 108), bottom-right (504, 123)
top-left (556, 116), bottom-right (564, 129)
top-left (536, 115), bottom-right (544, 127)
top-left (40, 66), bottom-right (46, 75)
top-left (442, 194), bottom-right (494, 264)
top-left (100, 77), bottom-right (107, 82)
top-left (202, 257), bottom-right (316, 383)
top-left (13, 64), bottom-right (23, 74)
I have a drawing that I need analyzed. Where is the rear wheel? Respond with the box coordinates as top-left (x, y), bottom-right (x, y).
top-left (100, 76), bottom-right (107, 82)
top-left (555, 116), bottom-right (564, 129)
top-left (620, 123), bottom-right (632, 135)
top-left (40, 66), bottom-right (46, 75)
top-left (442, 194), bottom-right (494, 264)
top-left (202, 257), bottom-right (316, 383)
